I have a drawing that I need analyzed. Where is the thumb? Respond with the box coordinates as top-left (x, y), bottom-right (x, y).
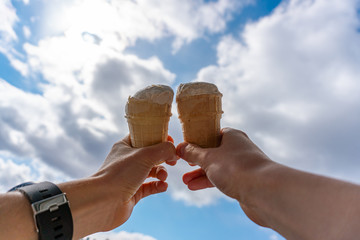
top-left (176, 142), bottom-right (208, 167)
top-left (139, 141), bottom-right (177, 167)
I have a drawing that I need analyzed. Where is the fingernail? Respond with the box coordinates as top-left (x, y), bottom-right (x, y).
top-left (182, 175), bottom-right (190, 185)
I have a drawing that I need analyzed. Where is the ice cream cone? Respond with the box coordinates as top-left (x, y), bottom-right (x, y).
top-left (176, 82), bottom-right (223, 148)
top-left (125, 85), bottom-right (173, 148)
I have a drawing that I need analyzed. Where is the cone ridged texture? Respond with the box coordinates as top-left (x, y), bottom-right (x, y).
top-left (177, 92), bottom-right (223, 148)
top-left (126, 98), bottom-right (172, 148)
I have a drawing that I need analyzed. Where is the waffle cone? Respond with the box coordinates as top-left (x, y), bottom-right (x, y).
top-left (177, 94), bottom-right (223, 148)
top-left (126, 98), bottom-right (171, 148)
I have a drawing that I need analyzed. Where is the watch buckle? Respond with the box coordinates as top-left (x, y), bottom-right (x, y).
top-left (31, 193), bottom-right (68, 214)
top-left (31, 193), bottom-right (69, 232)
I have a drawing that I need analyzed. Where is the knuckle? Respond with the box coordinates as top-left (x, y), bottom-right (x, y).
top-left (221, 127), bottom-right (231, 133)
top-left (183, 144), bottom-right (196, 159)
top-left (141, 155), bottom-right (155, 168)
top-left (227, 128), bottom-right (248, 139)
top-left (112, 141), bottom-right (122, 149)
top-left (239, 130), bottom-right (249, 139)
top-left (161, 141), bottom-right (175, 151)
top-left (155, 165), bottom-right (165, 174)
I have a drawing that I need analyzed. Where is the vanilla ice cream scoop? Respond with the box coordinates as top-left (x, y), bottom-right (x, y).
top-left (176, 82), bottom-right (221, 98)
top-left (133, 85), bottom-right (174, 105)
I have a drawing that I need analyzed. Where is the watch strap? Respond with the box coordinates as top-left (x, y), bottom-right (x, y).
top-left (17, 181), bottom-right (73, 240)
top-left (35, 202), bottom-right (73, 240)
top-left (18, 181), bottom-right (62, 202)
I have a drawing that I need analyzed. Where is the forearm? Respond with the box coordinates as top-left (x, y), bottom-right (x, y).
top-left (58, 176), bottom-right (115, 239)
top-left (0, 191), bottom-right (37, 239)
top-left (246, 162), bottom-right (360, 240)
top-left (0, 176), bottom-right (113, 240)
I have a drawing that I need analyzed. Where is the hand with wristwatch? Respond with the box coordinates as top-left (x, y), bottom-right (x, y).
top-left (3, 136), bottom-right (178, 240)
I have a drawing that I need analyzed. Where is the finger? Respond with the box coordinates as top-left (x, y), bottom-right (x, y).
top-left (165, 160), bottom-right (177, 166)
top-left (176, 142), bottom-right (208, 166)
top-left (140, 141), bottom-right (177, 167)
top-left (220, 127), bottom-right (232, 135)
top-left (182, 168), bottom-right (214, 190)
top-left (148, 165), bottom-right (168, 182)
top-left (220, 127), bottom-right (249, 146)
top-left (187, 175), bottom-right (214, 190)
top-left (134, 181), bottom-right (168, 204)
top-left (121, 134), bottom-right (132, 146)
top-left (183, 168), bottom-right (207, 185)
top-left (165, 150), bottom-right (180, 165)
top-left (167, 135), bottom-right (174, 144)
top-left (108, 135), bottom-right (131, 154)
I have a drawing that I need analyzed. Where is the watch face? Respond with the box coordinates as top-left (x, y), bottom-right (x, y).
top-left (7, 182), bottom-right (35, 192)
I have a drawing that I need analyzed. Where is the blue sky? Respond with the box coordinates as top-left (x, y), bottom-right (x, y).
top-left (1, 0), bottom-right (360, 239)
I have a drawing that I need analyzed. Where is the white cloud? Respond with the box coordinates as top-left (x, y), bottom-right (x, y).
top-left (195, 0), bottom-right (360, 181)
top-left (3, 0), bottom-right (360, 209)
top-left (23, 25), bottom-right (31, 39)
top-left (0, 156), bottom-right (33, 192)
top-left (128, 0), bottom-right (253, 52)
top-left (166, 160), bottom-right (225, 207)
top-left (83, 231), bottom-right (156, 240)
top-left (40, 0), bottom-right (252, 53)
top-left (270, 234), bottom-right (280, 240)
top-left (8, 55), bottom-right (29, 76)
top-left (0, 0), bottom-right (30, 76)
top-left (0, 151), bottom-right (71, 192)
top-left (4, 0), bottom-right (241, 206)
top-left (0, 77), bottom-right (109, 178)
top-left (0, 0), bottom-right (18, 49)
top-left (1, 38), bottom-right (176, 177)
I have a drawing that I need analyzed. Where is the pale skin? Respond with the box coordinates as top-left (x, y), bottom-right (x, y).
top-left (1, 128), bottom-right (360, 239)
top-left (177, 128), bottom-right (360, 240)
top-left (0, 136), bottom-right (178, 239)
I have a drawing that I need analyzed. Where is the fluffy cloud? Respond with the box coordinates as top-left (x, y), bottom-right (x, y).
top-left (0, 0), bottom-right (18, 52)
top-left (196, 0), bottom-right (360, 181)
top-left (0, 0), bottom-right (246, 206)
top-left (0, 151), bottom-right (71, 192)
top-left (1, 45), bottom-right (175, 178)
top-left (2, 0), bottom-right (360, 209)
top-left (83, 231), bottom-right (156, 240)
top-left (0, 0), bottom-right (29, 76)
top-left (123, 0), bottom-right (253, 52)
top-left (41, 0), bottom-right (251, 53)
top-left (166, 159), bottom-right (225, 207)
top-left (0, 78), bottom-right (103, 178)
top-left (0, 156), bottom-right (32, 191)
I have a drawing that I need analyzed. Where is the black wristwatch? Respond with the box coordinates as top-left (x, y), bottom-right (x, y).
top-left (9, 181), bottom-right (73, 240)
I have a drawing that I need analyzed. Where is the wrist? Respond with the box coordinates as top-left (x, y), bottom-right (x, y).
top-left (236, 158), bottom-right (281, 221)
top-left (239, 160), bottom-right (298, 230)
top-left (57, 176), bottom-right (116, 239)
top-left (233, 155), bottom-right (275, 202)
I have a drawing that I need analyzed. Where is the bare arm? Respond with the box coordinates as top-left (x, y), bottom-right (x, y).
top-left (0, 178), bottom-right (109, 240)
top-left (0, 136), bottom-right (177, 239)
top-left (252, 162), bottom-right (360, 239)
top-left (177, 128), bottom-right (360, 240)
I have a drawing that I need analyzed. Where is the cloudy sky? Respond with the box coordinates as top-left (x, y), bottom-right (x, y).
top-left (1, 0), bottom-right (360, 239)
